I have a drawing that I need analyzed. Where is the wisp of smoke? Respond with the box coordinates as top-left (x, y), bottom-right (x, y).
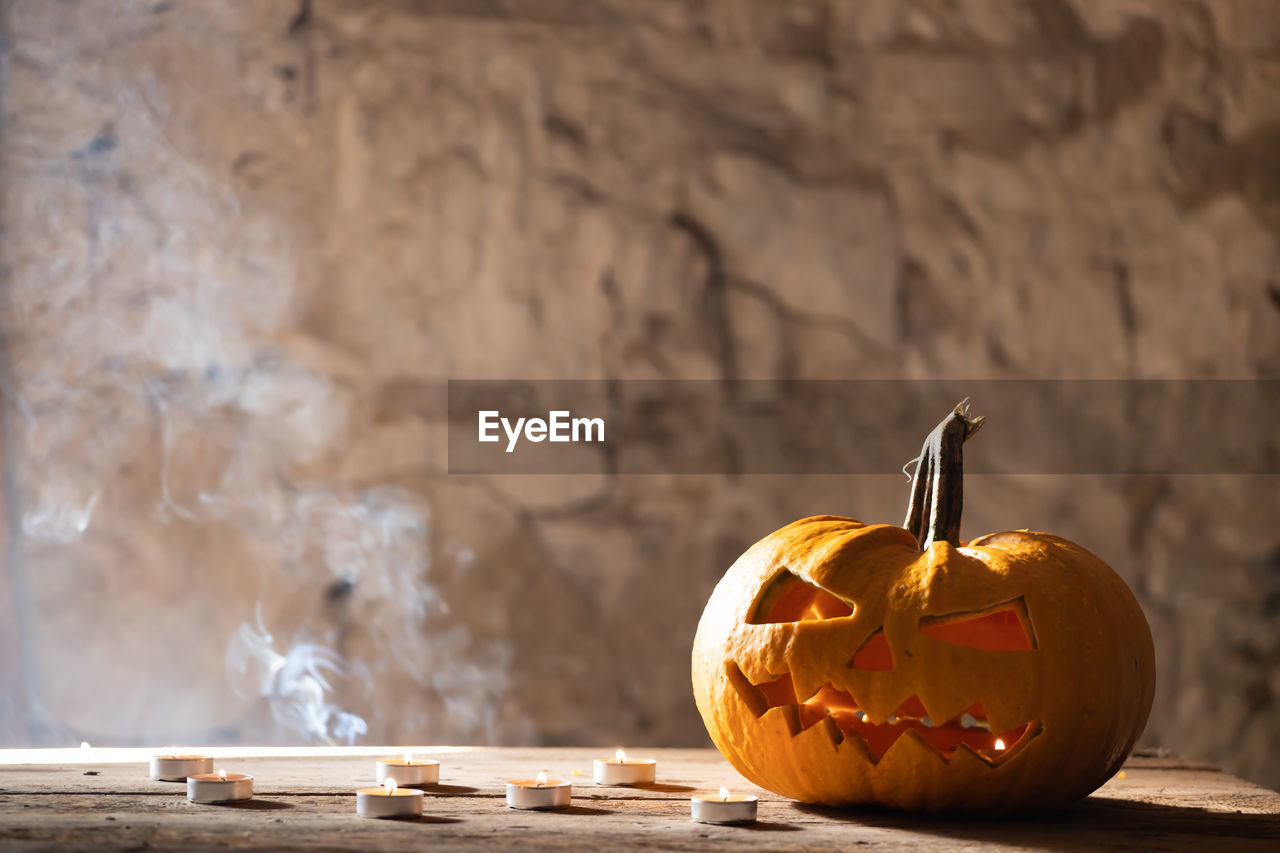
top-left (226, 606), bottom-right (368, 746)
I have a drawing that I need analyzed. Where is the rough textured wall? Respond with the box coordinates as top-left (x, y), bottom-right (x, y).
top-left (1, 0), bottom-right (1278, 789)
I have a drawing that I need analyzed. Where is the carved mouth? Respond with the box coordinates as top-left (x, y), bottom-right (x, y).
top-left (728, 663), bottom-right (1041, 767)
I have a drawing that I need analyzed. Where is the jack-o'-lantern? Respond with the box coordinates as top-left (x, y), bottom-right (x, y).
top-left (692, 401), bottom-right (1155, 813)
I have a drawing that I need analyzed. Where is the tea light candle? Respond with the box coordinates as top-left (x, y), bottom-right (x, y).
top-left (376, 752), bottom-right (440, 787)
top-left (357, 777), bottom-right (424, 818)
top-left (187, 768), bottom-right (254, 804)
top-left (593, 749), bottom-right (656, 786)
top-left (150, 754), bottom-right (213, 782)
top-left (506, 771), bottom-right (572, 810)
top-left (691, 787), bottom-right (758, 825)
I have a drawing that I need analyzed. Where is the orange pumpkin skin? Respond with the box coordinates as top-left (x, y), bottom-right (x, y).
top-left (692, 409), bottom-right (1155, 814)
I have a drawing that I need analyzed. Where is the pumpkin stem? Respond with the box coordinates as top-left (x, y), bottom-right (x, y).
top-left (903, 399), bottom-right (984, 549)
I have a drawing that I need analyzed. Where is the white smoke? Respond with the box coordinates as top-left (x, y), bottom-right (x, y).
top-left (2, 0), bottom-right (520, 747)
top-left (226, 606), bottom-right (368, 746)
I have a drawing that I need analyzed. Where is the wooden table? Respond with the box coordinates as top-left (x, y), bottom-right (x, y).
top-left (1, 747), bottom-right (1278, 851)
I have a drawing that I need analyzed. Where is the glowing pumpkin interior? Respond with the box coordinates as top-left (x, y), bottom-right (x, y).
top-left (733, 572), bottom-right (1040, 764)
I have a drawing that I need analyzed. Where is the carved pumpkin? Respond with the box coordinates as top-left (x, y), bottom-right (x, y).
top-left (692, 402), bottom-right (1155, 813)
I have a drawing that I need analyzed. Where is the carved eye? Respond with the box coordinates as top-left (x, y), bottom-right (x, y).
top-left (918, 599), bottom-right (1036, 651)
top-left (749, 571), bottom-right (852, 624)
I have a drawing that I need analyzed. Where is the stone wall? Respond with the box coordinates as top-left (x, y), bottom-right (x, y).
top-left (1, 1), bottom-right (1278, 789)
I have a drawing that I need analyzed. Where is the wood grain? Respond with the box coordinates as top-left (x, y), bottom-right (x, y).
top-left (1, 748), bottom-right (1277, 850)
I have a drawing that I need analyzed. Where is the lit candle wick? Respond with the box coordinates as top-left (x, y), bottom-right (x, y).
top-left (384, 777), bottom-right (398, 795)
top-left (719, 786), bottom-right (730, 802)
top-left (535, 771), bottom-right (548, 788)
top-left (403, 751), bottom-right (413, 766)
top-left (994, 739), bottom-right (1007, 751)
top-left (615, 748), bottom-right (627, 764)
top-left (217, 768), bottom-right (228, 781)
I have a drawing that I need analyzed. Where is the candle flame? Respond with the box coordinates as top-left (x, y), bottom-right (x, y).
top-left (535, 771), bottom-right (548, 788)
top-left (384, 777), bottom-right (397, 795)
top-left (217, 768), bottom-right (228, 781)
top-left (994, 739), bottom-right (1006, 751)
top-left (403, 752), bottom-right (413, 765)
top-left (79, 741), bottom-right (91, 750)
top-left (615, 748), bottom-right (626, 763)
top-left (719, 786), bottom-right (730, 802)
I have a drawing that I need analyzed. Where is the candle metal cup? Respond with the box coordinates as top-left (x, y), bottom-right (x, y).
top-left (593, 757), bottom-right (656, 786)
top-left (187, 772), bottom-right (254, 804)
top-left (356, 786), bottom-right (425, 818)
top-left (506, 779), bottom-right (572, 810)
top-left (690, 793), bottom-right (758, 825)
top-left (149, 755), bottom-right (213, 782)
top-left (376, 758), bottom-right (440, 787)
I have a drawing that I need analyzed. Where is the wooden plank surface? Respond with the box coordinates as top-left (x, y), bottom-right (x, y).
top-left (1, 747), bottom-right (1278, 851)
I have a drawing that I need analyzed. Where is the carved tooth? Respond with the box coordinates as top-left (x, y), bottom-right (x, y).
top-left (857, 687), bottom-right (914, 725)
top-left (810, 715), bottom-right (844, 748)
top-left (951, 742), bottom-right (994, 772)
top-left (735, 656), bottom-right (782, 688)
top-left (757, 705), bottom-right (801, 745)
top-left (836, 728), bottom-right (877, 767)
top-left (911, 687), bottom-right (974, 733)
top-left (779, 705), bottom-right (804, 737)
top-left (979, 694), bottom-right (1034, 737)
top-left (877, 728), bottom-right (948, 773)
top-left (788, 669), bottom-right (829, 705)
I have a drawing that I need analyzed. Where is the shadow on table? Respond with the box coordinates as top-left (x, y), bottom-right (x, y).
top-left (215, 800), bottom-right (292, 811)
top-left (560, 806), bottom-right (615, 816)
top-left (423, 784), bottom-right (481, 796)
top-left (794, 797), bottom-right (1280, 849)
